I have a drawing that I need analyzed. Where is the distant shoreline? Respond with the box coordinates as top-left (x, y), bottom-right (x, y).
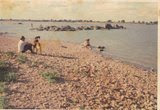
top-left (0, 19), bottom-right (158, 25)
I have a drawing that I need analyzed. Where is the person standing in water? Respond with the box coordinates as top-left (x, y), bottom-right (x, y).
top-left (31, 23), bottom-right (33, 28)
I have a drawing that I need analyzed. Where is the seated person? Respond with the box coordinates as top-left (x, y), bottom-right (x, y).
top-left (18, 36), bottom-right (34, 53)
top-left (82, 39), bottom-right (91, 48)
top-left (33, 36), bottom-right (42, 54)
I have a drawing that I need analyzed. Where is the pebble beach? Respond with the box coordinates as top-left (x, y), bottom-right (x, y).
top-left (0, 36), bottom-right (157, 109)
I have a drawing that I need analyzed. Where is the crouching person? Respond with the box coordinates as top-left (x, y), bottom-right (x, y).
top-left (81, 39), bottom-right (92, 49)
top-left (18, 36), bottom-right (34, 53)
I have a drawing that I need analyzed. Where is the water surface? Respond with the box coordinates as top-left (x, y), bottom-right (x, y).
top-left (0, 21), bottom-right (157, 69)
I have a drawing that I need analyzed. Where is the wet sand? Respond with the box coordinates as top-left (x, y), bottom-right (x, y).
top-left (0, 36), bottom-right (157, 109)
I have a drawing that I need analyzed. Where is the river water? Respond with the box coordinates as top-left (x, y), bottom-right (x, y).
top-left (0, 21), bottom-right (157, 69)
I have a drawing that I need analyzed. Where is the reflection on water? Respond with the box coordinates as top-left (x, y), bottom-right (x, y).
top-left (0, 21), bottom-right (157, 69)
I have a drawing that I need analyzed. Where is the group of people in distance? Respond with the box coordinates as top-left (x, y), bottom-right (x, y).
top-left (18, 36), bottom-right (105, 54)
top-left (18, 36), bottom-right (42, 54)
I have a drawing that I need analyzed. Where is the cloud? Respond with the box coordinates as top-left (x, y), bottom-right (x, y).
top-left (0, 0), bottom-right (158, 21)
top-left (0, 0), bottom-right (31, 18)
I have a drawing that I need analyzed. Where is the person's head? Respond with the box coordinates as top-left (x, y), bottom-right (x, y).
top-left (86, 39), bottom-right (90, 42)
top-left (35, 36), bottom-right (40, 40)
top-left (20, 36), bottom-right (25, 41)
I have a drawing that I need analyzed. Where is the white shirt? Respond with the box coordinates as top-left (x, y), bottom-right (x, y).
top-left (18, 40), bottom-right (26, 52)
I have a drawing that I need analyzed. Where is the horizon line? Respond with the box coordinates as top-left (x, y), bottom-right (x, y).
top-left (0, 18), bottom-right (158, 22)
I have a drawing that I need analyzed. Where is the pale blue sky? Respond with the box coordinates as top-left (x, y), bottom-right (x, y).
top-left (0, 0), bottom-right (158, 21)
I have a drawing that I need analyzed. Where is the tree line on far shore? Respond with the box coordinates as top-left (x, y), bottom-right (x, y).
top-left (0, 19), bottom-right (158, 25)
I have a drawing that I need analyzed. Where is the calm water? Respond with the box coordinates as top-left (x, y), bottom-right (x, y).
top-left (0, 21), bottom-right (157, 69)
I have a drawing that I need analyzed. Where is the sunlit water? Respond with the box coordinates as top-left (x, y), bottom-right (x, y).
top-left (0, 21), bottom-right (157, 69)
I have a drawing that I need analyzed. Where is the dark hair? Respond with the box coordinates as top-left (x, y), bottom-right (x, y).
top-left (35, 36), bottom-right (40, 39)
top-left (20, 36), bottom-right (25, 40)
top-left (86, 39), bottom-right (90, 41)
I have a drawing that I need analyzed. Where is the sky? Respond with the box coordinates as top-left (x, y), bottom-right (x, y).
top-left (0, 0), bottom-right (158, 21)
